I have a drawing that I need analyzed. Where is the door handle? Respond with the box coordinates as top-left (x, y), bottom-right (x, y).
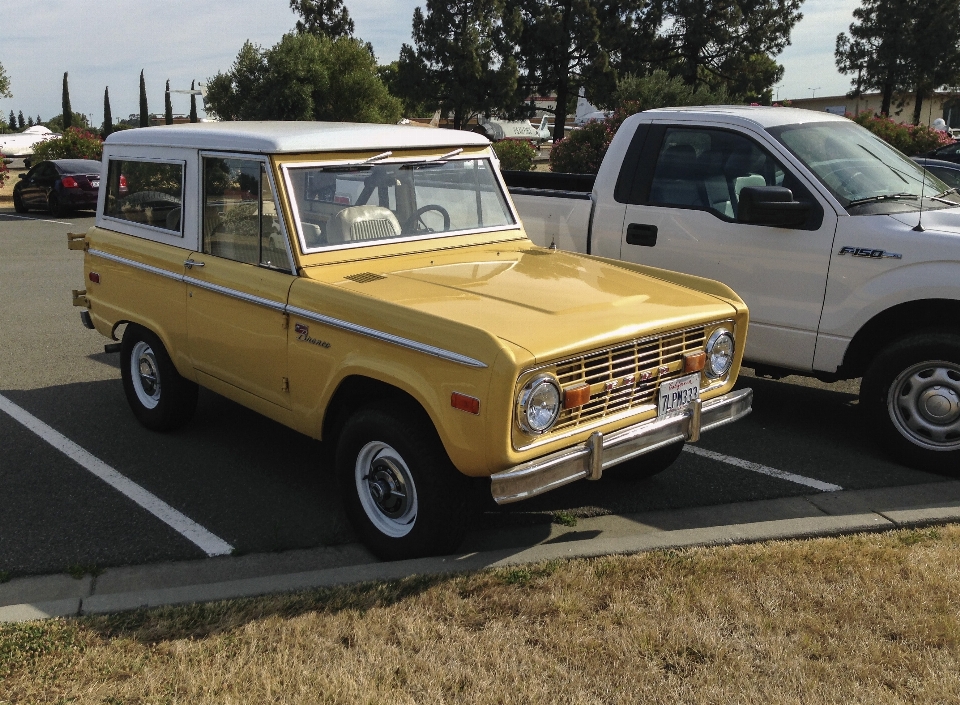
top-left (184, 259), bottom-right (205, 269)
top-left (626, 223), bottom-right (658, 247)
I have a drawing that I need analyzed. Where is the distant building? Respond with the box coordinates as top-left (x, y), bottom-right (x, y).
top-left (787, 91), bottom-right (960, 129)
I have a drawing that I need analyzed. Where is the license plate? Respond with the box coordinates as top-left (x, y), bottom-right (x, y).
top-left (90, 181), bottom-right (100, 188)
top-left (658, 373), bottom-right (700, 416)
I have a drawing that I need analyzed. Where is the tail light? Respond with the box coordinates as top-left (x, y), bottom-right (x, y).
top-left (119, 175), bottom-right (127, 188)
top-left (61, 176), bottom-right (78, 188)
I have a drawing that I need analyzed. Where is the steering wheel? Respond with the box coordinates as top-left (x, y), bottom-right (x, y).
top-left (402, 204), bottom-right (451, 234)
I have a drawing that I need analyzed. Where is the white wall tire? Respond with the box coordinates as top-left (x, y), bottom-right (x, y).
top-left (120, 325), bottom-right (198, 432)
top-left (354, 441), bottom-right (419, 538)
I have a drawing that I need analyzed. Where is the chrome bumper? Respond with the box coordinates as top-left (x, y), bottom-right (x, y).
top-left (490, 388), bottom-right (753, 504)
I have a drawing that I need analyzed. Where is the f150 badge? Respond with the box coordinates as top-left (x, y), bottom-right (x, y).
top-left (838, 246), bottom-right (902, 259)
top-left (294, 323), bottom-right (331, 349)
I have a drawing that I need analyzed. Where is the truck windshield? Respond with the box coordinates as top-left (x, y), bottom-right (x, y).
top-left (768, 122), bottom-right (960, 212)
top-left (283, 157), bottom-right (517, 252)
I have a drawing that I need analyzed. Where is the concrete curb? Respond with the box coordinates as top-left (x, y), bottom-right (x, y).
top-left (3, 481), bottom-right (960, 623)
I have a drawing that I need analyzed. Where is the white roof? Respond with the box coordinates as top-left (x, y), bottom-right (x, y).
top-left (638, 106), bottom-right (850, 130)
top-left (103, 121), bottom-right (491, 153)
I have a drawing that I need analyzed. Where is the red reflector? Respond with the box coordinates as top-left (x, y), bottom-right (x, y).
top-left (563, 384), bottom-right (591, 409)
top-left (684, 351), bottom-right (706, 373)
top-left (61, 176), bottom-right (78, 188)
top-left (451, 392), bottom-right (480, 415)
top-left (88, 272), bottom-right (100, 284)
top-left (119, 175), bottom-right (128, 188)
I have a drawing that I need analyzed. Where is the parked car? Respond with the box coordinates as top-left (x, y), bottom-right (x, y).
top-left (67, 122), bottom-right (753, 560)
top-left (13, 159), bottom-right (103, 216)
top-left (509, 106), bottom-right (960, 471)
top-left (912, 157), bottom-right (960, 190)
top-left (925, 140), bottom-right (960, 164)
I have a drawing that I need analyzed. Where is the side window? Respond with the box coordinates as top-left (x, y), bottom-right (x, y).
top-left (104, 160), bottom-right (184, 234)
top-left (203, 158), bottom-right (292, 271)
top-left (649, 128), bottom-right (785, 219)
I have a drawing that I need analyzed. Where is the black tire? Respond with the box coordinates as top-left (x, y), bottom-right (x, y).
top-left (335, 402), bottom-right (479, 560)
top-left (120, 324), bottom-right (198, 432)
top-left (860, 331), bottom-right (960, 472)
top-left (605, 440), bottom-right (685, 481)
top-left (13, 190), bottom-right (28, 213)
top-left (47, 193), bottom-right (64, 217)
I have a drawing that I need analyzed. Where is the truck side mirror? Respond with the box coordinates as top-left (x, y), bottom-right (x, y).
top-left (737, 186), bottom-right (811, 228)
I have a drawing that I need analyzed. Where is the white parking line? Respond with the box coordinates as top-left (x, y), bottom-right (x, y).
top-left (0, 393), bottom-right (234, 556)
top-left (0, 213), bottom-right (74, 225)
top-left (683, 445), bottom-right (843, 492)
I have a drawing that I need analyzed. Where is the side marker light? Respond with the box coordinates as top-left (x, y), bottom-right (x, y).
top-left (451, 392), bottom-right (480, 415)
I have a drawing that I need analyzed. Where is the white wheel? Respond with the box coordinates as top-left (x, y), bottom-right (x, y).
top-left (130, 340), bottom-right (162, 410)
top-left (354, 441), bottom-right (419, 538)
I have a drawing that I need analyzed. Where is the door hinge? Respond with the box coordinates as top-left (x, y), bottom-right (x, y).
top-left (281, 312), bottom-right (289, 329)
top-left (281, 377), bottom-right (289, 393)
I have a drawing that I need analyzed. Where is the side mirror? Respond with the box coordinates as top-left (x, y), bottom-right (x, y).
top-left (737, 186), bottom-right (811, 228)
top-left (18, 173), bottom-right (26, 179)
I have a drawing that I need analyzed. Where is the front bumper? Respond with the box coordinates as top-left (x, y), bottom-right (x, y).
top-left (490, 387), bottom-right (752, 504)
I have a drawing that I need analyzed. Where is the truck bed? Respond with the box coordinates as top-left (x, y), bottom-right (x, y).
top-left (502, 170), bottom-right (594, 251)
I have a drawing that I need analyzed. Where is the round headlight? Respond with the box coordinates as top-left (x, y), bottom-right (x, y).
top-left (517, 375), bottom-right (562, 434)
top-left (705, 329), bottom-right (735, 378)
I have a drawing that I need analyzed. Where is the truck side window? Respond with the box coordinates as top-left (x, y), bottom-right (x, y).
top-left (104, 160), bottom-right (184, 234)
top-left (649, 128), bottom-right (786, 220)
top-left (203, 158), bottom-right (292, 271)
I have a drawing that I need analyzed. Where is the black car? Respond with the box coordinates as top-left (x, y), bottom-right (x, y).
top-left (912, 157), bottom-right (960, 191)
top-left (13, 159), bottom-right (102, 216)
top-left (924, 140), bottom-right (960, 165)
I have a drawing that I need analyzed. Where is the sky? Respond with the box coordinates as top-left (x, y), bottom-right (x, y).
top-left (0, 0), bottom-right (859, 125)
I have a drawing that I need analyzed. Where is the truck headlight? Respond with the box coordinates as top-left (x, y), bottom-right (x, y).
top-left (705, 329), bottom-right (735, 378)
top-left (517, 375), bottom-right (562, 434)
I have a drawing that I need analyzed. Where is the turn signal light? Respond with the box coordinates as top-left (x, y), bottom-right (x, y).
top-left (88, 272), bottom-right (101, 284)
top-left (684, 351), bottom-right (706, 373)
top-left (451, 392), bottom-right (480, 415)
top-left (562, 383), bottom-right (591, 409)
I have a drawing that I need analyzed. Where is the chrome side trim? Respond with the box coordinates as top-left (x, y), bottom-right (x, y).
top-left (287, 305), bottom-right (488, 368)
top-left (491, 387), bottom-right (752, 504)
top-left (88, 249), bottom-right (488, 369)
top-left (89, 249), bottom-right (185, 283)
top-left (184, 275), bottom-right (287, 313)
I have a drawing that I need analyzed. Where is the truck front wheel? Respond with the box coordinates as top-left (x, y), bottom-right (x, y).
top-left (121, 325), bottom-right (198, 432)
top-left (861, 332), bottom-right (960, 471)
top-left (336, 403), bottom-right (477, 560)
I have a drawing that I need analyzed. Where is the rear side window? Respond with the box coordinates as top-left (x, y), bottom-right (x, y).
top-left (104, 160), bottom-right (184, 234)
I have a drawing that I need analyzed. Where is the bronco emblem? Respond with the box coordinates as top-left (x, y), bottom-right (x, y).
top-left (294, 323), bottom-right (331, 349)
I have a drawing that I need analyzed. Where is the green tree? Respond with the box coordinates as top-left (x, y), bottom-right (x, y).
top-left (139, 70), bottom-right (149, 127)
top-left (614, 69), bottom-right (728, 109)
top-left (659, 0), bottom-right (802, 99)
top-left (62, 72), bottom-right (72, 129)
top-left (8, 110), bottom-right (16, 131)
top-left (26, 115), bottom-right (33, 126)
top-left (289, 0), bottom-right (355, 39)
top-left (0, 61), bottom-right (10, 98)
top-left (510, 0), bottom-right (635, 140)
top-left (901, 0), bottom-right (960, 124)
top-left (17, 110), bottom-right (24, 129)
top-left (46, 112), bottom-right (90, 133)
top-left (207, 33), bottom-right (400, 123)
top-left (396, 0), bottom-right (520, 130)
top-left (836, 0), bottom-right (911, 116)
top-left (32, 127), bottom-right (103, 161)
top-left (103, 86), bottom-right (113, 138)
top-left (190, 80), bottom-right (199, 123)
top-left (165, 79), bottom-right (174, 124)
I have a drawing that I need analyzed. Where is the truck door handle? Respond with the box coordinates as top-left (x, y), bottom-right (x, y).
top-left (184, 259), bottom-right (204, 269)
top-left (626, 223), bottom-right (658, 247)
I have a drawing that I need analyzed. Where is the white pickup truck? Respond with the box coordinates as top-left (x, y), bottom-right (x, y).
top-left (510, 106), bottom-right (960, 471)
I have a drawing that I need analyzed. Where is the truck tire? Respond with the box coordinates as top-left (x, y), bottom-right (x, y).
top-left (335, 402), bottom-right (477, 560)
top-left (860, 332), bottom-right (960, 472)
top-left (607, 440), bottom-right (685, 481)
top-left (120, 324), bottom-right (198, 432)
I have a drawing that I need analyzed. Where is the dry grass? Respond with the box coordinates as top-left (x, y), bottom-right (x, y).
top-left (3, 526), bottom-right (960, 704)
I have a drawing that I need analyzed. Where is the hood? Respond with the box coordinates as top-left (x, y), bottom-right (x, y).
top-left (306, 246), bottom-right (739, 363)
top-left (887, 206), bottom-right (960, 236)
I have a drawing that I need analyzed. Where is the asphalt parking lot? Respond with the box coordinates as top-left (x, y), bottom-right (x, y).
top-left (0, 206), bottom-right (950, 580)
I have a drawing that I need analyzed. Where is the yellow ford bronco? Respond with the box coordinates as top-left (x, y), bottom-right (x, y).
top-left (69, 122), bottom-right (752, 560)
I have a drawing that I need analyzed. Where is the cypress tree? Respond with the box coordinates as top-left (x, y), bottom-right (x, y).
top-left (189, 80), bottom-right (198, 123)
top-left (7, 110), bottom-right (14, 131)
top-left (103, 86), bottom-right (113, 138)
top-left (139, 70), bottom-right (149, 127)
top-left (164, 79), bottom-right (173, 124)
top-left (17, 111), bottom-right (24, 129)
top-left (62, 72), bottom-right (72, 129)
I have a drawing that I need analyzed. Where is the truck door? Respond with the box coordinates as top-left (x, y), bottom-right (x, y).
top-left (185, 156), bottom-right (296, 409)
top-left (619, 124), bottom-right (838, 371)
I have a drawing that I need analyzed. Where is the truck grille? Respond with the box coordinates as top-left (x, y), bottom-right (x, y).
top-left (551, 325), bottom-right (708, 433)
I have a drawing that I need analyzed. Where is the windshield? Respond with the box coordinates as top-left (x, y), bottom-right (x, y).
top-left (284, 157), bottom-right (517, 252)
top-left (768, 121), bottom-right (960, 212)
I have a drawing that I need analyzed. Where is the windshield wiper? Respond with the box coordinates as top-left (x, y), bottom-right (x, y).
top-left (847, 193), bottom-right (918, 207)
top-left (934, 187), bottom-right (959, 199)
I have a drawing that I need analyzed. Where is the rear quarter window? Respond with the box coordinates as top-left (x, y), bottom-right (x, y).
top-left (104, 159), bottom-right (185, 235)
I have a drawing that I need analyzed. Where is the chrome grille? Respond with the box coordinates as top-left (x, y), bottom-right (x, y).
top-left (551, 325), bottom-right (707, 433)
